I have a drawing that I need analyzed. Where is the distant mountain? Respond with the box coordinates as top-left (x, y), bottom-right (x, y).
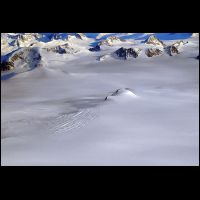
top-left (98, 36), bottom-right (125, 46)
top-left (144, 35), bottom-right (165, 46)
top-left (44, 43), bottom-right (78, 54)
top-left (1, 33), bottom-right (194, 72)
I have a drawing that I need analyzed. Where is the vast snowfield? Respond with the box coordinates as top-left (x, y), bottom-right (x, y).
top-left (1, 33), bottom-right (199, 166)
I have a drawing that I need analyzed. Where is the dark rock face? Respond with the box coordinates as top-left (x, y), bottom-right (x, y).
top-left (89, 45), bottom-right (101, 52)
top-left (115, 47), bottom-right (140, 59)
top-left (1, 61), bottom-right (14, 71)
top-left (54, 46), bottom-right (66, 54)
top-left (75, 33), bottom-right (86, 40)
top-left (169, 46), bottom-right (179, 56)
top-left (146, 48), bottom-right (163, 57)
top-left (115, 48), bottom-right (126, 59)
top-left (165, 45), bottom-right (179, 56)
top-left (45, 44), bottom-right (77, 54)
top-left (46, 46), bottom-right (66, 54)
top-left (126, 48), bottom-right (139, 58)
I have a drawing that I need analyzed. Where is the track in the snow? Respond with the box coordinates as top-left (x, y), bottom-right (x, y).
top-left (49, 107), bottom-right (100, 134)
top-left (47, 96), bottom-right (105, 134)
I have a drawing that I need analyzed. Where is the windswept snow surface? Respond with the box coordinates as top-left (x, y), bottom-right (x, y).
top-left (1, 33), bottom-right (199, 166)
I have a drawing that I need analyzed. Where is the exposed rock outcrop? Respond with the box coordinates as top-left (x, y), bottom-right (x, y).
top-left (44, 43), bottom-right (77, 54)
top-left (168, 46), bottom-right (179, 56)
top-left (75, 33), bottom-right (87, 40)
top-left (105, 88), bottom-right (137, 100)
top-left (16, 33), bottom-right (42, 47)
top-left (1, 62), bottom-right (15, 71)
top-left (89, 45), bottom-right (101, 52)
top-left (145, 48), bottom-right (163, 57)
top-left (165, 40), bottom-right (188, 56)
top-left (45, 46), bottom-right (66, 54)
top-left (114, 47), bottom-right (141, 59)
top-left (172, 40), bottom-right (188, 48)
top-left (1, 47), bottom-right (41, 72)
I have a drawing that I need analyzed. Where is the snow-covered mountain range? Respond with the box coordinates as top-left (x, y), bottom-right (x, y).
top-left (1, 33), bottom-right (198, 74)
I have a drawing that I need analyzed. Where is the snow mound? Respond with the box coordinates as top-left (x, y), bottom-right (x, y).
top-left (105, 88), bottom-right (137, 101)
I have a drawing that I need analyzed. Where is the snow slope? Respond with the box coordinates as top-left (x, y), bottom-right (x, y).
top-left (1, 33), bottom-right (199, 166)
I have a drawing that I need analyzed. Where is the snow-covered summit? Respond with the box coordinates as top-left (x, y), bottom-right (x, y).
top-left (144, 34), bottom-right (165, 46)
top-left (98, 36), bottom-right (125, 46)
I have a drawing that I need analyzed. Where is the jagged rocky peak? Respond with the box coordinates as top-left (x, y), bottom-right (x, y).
top-left (145, 48), bottom-right (163, 57)
top-left (44, 43), bottom-right (78, 54)
top-left (145, 35), bottom-right (165, 46)
top-left (15, 33), bottom-right (42, 47)
top-left (19, 33), bottom-right (41, 41)
top-left (115, 47), bottom-right (141, 59)
top-left (172, 40), bottom-right (188, 48)
top-left (45, 46), bottom-right (66, 54)
top-left (1, 47), bottom-right (41, 72)
top-left (1, 34), bottom-right (19, 56)
top-left (99, 36), bottom-right (124, 46)
top-left (165, 40), bottom-right (188, 56)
